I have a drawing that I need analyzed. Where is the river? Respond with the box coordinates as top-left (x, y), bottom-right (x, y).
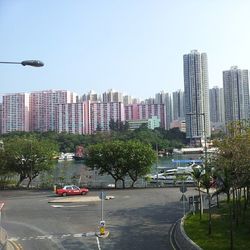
top-left (46, 153), bottom-right (203, 188)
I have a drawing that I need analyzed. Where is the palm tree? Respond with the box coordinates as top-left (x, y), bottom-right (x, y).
top-left (201, 172), bottom-right (212, 235)
top-left (191, 167), bottom-right (203, 220)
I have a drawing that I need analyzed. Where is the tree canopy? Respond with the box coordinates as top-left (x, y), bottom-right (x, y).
top-left (85, 140), bottom-right (156, 188)
top-left (1, 136), bottom-right (58, 187)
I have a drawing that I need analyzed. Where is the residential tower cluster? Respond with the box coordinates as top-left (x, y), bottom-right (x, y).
top-left (1, 50), bottom-right (249, 142)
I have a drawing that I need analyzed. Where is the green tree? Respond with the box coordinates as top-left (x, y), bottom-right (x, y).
top-left (2, 136), bottom-right (58, 187)
top-left (124, 140), bottom-right (157, 187)
top-left (191, 167), bottom-right (204, 220)
top-left (85, 141), bottom-right (128, 188)
top-left (85, 140), bottom-right (156, 188)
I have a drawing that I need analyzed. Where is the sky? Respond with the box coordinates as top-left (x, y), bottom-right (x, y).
top-left (1, 0), bottom-right (250, 100)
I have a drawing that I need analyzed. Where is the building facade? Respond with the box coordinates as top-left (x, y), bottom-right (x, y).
top-left (209, 86), bottom-right (225, 131)
top-left (172, 90), bottom-right (185, 121)
top-left (125, 103), bottom-right (166, 129)
top-left (223, 66), bottom-right (250, 125)
top-left (2, 93), bottom-right (30, 133)
top-left (55, 101), bottom-right (91, 134)
top-left (29, 90), bottom-right (77, 132)
top-left (183, 50), bottom-right (211, 143)
top-left (90, 102), bottom-right (125, 133)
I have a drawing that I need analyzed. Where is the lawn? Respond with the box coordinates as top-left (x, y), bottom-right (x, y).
top-left (184, 202), bottom-right (250, 250)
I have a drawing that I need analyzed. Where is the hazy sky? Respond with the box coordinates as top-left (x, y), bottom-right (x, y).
top-left (1, 0), bottom-right (250, 99)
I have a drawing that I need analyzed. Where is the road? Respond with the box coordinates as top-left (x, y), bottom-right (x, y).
top-left (0, 188), bottom-right (197, 250)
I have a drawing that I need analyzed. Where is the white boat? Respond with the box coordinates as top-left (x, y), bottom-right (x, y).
top-left (58, 152), bottom-right (75, 161)
top-left (150, 165), bottom-right (196, 183)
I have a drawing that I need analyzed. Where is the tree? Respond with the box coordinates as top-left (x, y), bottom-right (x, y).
top-left (200, 172), bottom-right (213, 235)
top-left (85, 140), bottom-right (156, 188)
top-left (191, 167), bottom-right (204, 220)
top-left (123, 140), bottom-right (156, 187)
top-left (2, 136), bottom-right (58, 187)
top-left (85, 141), bottom-right (128, 188)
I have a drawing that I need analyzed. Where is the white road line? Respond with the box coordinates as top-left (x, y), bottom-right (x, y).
top-left (51, 204), bottom-right (88, 208)
top-left (61, 234), bottom-right (71, 238)
top-left (8, 237), bottom-right (20, 241)
top-left (36, 236), bottom-right (47, 240)
top-left (73, 233), bottom-right (83, 238)
top-left (96, 236), bottom-right (101, 250)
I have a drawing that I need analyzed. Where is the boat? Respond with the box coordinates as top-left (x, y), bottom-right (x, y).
top-left (58, 152), bottom-right (74, 161)
top-left (149, 165), bottom-right (197, 184)
top-left (73, 145), bottom-right (85, 161)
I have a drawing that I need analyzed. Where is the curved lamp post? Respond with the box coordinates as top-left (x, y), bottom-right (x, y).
top-left (0, 60), bottom-right (44, 67)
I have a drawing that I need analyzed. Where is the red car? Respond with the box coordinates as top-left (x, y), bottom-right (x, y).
top-left (55, 185), bottom-right (89, 196)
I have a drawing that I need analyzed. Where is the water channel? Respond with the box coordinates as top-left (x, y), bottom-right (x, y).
top-left (45, 153), bottom-right (203, 188)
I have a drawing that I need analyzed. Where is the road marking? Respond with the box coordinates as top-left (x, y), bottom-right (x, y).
top-left (86, 232), bottom-right (96, 237)
top-left (9, 231), bottom-right (97, 242)
top-left (9, 237), bottom-right (20, 241)
top-left (61, 234), bottom-right (71, 238)
top-left (51, 205), bottom-right (64, 208)
top-left (51, 204), bottom-right (88, 208)
top-left (96, 236), bottom-right (101, 250)
top-left (73, 233), bottom-right (83, 238)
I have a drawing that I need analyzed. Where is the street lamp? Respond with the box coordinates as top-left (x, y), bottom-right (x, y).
top-left (0, 60), bottom-right (44, 67)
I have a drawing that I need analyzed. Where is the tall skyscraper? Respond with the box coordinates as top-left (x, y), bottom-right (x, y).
top-left (223, 66), bottom-right (250, 124)
top-left (183, 50), bottom-right (211, 143)
top-left (172, 90), bottom-right (185, 121)
top-left (209, 86), bottom-right (225, 130)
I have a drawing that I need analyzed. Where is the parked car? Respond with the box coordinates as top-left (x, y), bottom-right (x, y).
top-left (55, 185), bottom-right (89, 196)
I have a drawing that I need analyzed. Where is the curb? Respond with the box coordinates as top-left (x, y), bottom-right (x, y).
top-left (96, 231), bottom-right (110, 238)
top-left (180, 215), bottom-right (203, 250)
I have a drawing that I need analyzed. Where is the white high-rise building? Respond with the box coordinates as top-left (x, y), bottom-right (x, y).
top-left (209, 86), bottom-right (225, 130)
top-left (183, 50), bottom-right (211, 143)
top-left (223, 66), bottom-right (250, 124)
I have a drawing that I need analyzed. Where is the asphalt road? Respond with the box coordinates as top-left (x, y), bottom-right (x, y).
top-left (0, 188), bottom-right (197, 250)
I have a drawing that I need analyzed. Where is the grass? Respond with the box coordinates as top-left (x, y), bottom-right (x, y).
top-left (184, 202), bottom-right (250, 250)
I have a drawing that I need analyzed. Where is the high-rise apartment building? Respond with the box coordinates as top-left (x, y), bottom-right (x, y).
top-left (102, 89), bottom-right (123, 103)
top-left (0, 104), bottom-right (2, 134)
top-left (2, 93), bottom-right (30, 133)
top-left (29, 90), bottom-right (77, 132)
top-left (90, 102), bottom-right (125, 132)
top-left (223, 66), bottom-right (250, 124)
top-left (82, 90), bottom-right (100, 102)
top-left (125, 103), bottom-right (166, 129)
top-left (123, 95), bottom-right (133, 105)
top-left (183, 50), bottom-right (211, 143)
top-left (209, 86), bottom-right (225, 130)
top-left (154, 91), bottom-right (172, 129)
top-left (55, 101), bottom-right (91, 134)
top-left (172, 90), bottom-right (185, 121)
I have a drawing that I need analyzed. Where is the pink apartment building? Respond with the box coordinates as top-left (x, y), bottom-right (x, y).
top-left (125, 103), bottom-right (166, 129)
top-left (29, 90), bottom-right (77, 132)
top-left (90, 102), bottom-right (125, 133)
top-left (2, 93), bottom-right (30, 134)
top-left (55, 101), bottom-right (91, 134)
